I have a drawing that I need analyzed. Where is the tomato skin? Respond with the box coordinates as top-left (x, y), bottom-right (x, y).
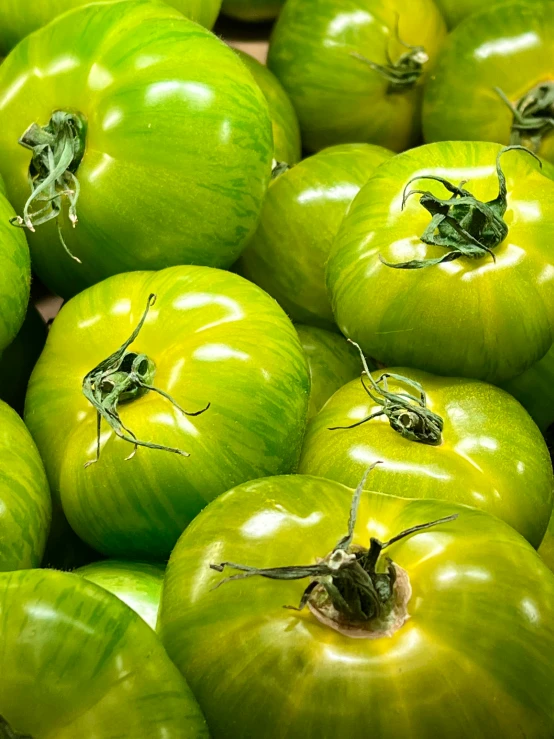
top-left (222, 0), bottom-right (284, 21)
top-left (0, 0), bottom-right (222, 53)
top-left (0, 306), bottom-right (46, 414)
top-left (0, 1), bottom-right (272, 299)
top-left (0, 569), bottom-right (208, 738)
top-left (299, 368), bottom-right (553, 547)
top-left (327, 141), bottom-right (554, 384)
top-left (267, 0), bottom-right (446, 152)
top-left (25, 266), bottom-right (310, 559)
top-left (234, 50), bottom-right (301, 165)
top-left (434, 0), bottom-right (552, 28)
top-left (502, 346), bottom-right (554, 434)
top-left (159, 474), bottom-right (554, 738)
top-left (0, 400), bottom-right (51, 571)
top-left (0, 179), bottom-right (30, 354)
top-left (423, 1), bottom-right (554, 163)
top-left (297, 325), bottom-right (362, 419)
top-left (76, 560), bottom-right (164, 630)
top-left (239, 144), bottom-right (393, 330)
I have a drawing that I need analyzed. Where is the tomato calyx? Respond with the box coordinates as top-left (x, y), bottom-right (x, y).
top-left (81, 294), bottom-right (210, 467)
top-left (0, 715), bottom-right (32, 739)
top-left (328, 340), bottom-right (443, 445)
top-left (211, 464), bottom-right (458, 638)
top-left (10, 110), bottom-right (87, 263)
top-left (271, 159), bottom-right (291, 180)
top-left (350, 19), bottom-right (428, 93)
top-left (495, 83), bottom-right (554, 153)
top-left (381, 146), bottom-right (540, 270)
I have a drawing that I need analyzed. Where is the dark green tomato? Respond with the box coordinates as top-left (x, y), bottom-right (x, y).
top-left (0, 178), bottom-right (30, 354)
top-left (0, 569), bottom-right (208, 738)
top-left (222, 0), bottom-right (284, 22)
top-left (76, 560), bottom-right (164, 630)
top-left (502, 346), bottom-right (554, 434)
top-left (434, 0), bottom-right (552, 28)
top-left (297, 325), bottom-right (363, 419)
top-left (25, 266), bottom-right (310, 560)
top-left (159, 474), bottom-right (554, 738)
top-left (234, 49), bottom-right (301, 165)
top-left (0, 400), bottom-right (51, 571)
top-left (423, 1), bottom-right (554, 163)
top-left (239, 144), bottom-right (392, 329)
top-left (0, 1), bottom-right (272, 299)
top-left (327, 141), bottom-right (554, 384)
top-left (267, 0), bottom-right (446, 152)
top-left (0, 306), bottom-right (46, 414)
top-left (0, 0), bottom-right (222, 53)
top-left (299, 368), bottom-right (553, 547)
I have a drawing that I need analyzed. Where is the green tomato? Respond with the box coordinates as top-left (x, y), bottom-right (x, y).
top-left (0, 0), bottom-right (272, 299)
top-left (327, 141), bottom-right (554, 384)
top-left (0, 0), bottom-right (222, 53)
top-left (234, 49), bottom-right (301, 165)
top-left (423, 1), bottom-right (554, 163)
top-left (297, 325), bottom-right (363, 419)
top-left (159, 473), bottom-right (554, 738)
top-left (539, 506), bottom-right (554, 570)
top-left (240, 144), bottom-right (393, 329)
top-left (299, 366), bottom-right (553, 548)
top-left (76, 560), bottom-right (164, 630)
top-left (267, 0), bottom-right (446, 152)
top-left (222, 0), bottom-right (284, 22)
top-left (0, 399), bottom-right (51, 571)
top-left (25, 265), bottom-right (310, 560)
top-left (502, 346), bottom-right (554, 434)
top-left (0, 177), bottom-right (30, 354)
top-left (0, 569), bottom-right (207, 737)
top-left (0, 306), bottom-right (46, 414)
top-left (434, 0), bottom-right (552, 28)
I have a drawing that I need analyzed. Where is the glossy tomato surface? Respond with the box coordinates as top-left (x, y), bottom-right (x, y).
top-left (240, 143), bottom-right (392, 329)
top-left (76, 560), bottom-right (164, 630)
top-left (0, 0), bottom-right (272, 298)
top-left (0, 306), bottom-right (46, 414)
top-left (299, 368), bottom-right (553, 547)
top-left (423, 1), bottom-right (554, 163)
top-left (0, 0), bottom-right (222, 53)
top-left (234, 49), bottom-right (301, 164)
top-left (222, 0), bottom-right (284, 22)
top-left (0, 569), bottom-right (208, 738)
top-left (327, 141), bottom-right (554, 384)
top-left (268, 0), bottom-right (446, 152)
top-left (434, 0), bottom-right (552, 28)
top-left (0, 400), bottom-right (51, 571)
top-left (297, 325), bottom-right (362, 419)
top-left (502, 345), bottom-right (554, 434)
top-left (25, 266), bottom-right (310, 559)
top-left (159, 474), bottom-right (554, 738)
top-left (0, 176), bottom-right (30, 353)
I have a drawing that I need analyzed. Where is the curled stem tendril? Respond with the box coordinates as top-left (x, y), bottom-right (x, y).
top-left (329, 340), bottom-right (443, 445)
top-left (82, 294), bottom-right (210, 467)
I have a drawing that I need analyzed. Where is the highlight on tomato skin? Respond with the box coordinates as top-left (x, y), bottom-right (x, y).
top-left (158, 472), bottom-right (554, 739)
